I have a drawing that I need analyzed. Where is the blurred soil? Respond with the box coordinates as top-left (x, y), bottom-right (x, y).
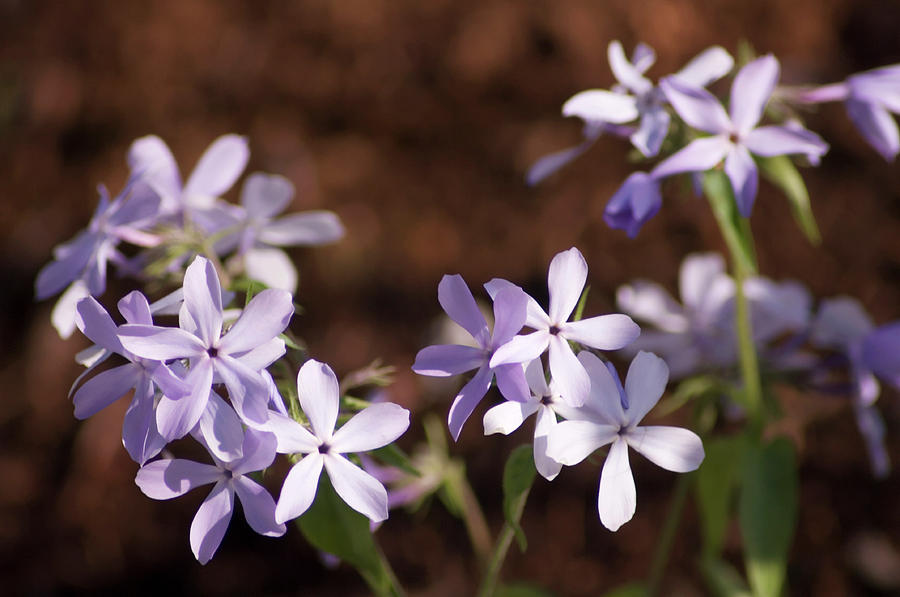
top-left (1, 1), bottom-right (899, 595)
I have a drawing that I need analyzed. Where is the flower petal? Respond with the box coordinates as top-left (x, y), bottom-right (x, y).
top-left (562, 314), bottom-right (641, 350)
top-left (219, 289), bottom-right (293, 355)
top-left (232, 428), bottom-right (278, 475)
top-left (494, 363), bottom-right (531, 403)
top-left (184, 134), bottom-right (249, 198)
top-left (576, 351), bottom-right (627, 426)
top-left (412, 344), bottom-right (485, 377)
top-left (182, 256), bottom-right (223, 348)
top-left (546, 420), bottom-right (619, 465)
top-left (597, 439), bottom-right (636, 532)
top-left (258, 211), bottom-right (345, 246)
top-left (156, 358), bottom-right (213, 441)
top-left (240, 247), bottom-right (299, 293)
top-left (484, 278), bottom-right (549, 329)
top-left (447, 364), bottom-right (494, 441)
top-left (630, 107), bottom-right (670, 157)
top-left (297, 359), bottom-right (340, 441)
top-left (526, 137), bottom-right (599, 186)
top-left (623, 351), bottom-right (669, 426)
top-left (491, 286), bottom-right (529, 345)
top-left (233, 476), bottom-right (286, 537)
top-left (438, 274), bottom-right (489, 345)
top-left (679, 252), bottom-right (727, 314)
top-left (730, 55), bottom-right (779, 135)
top-left (128, 135), bottom-right (182, 203)
top-left (672, 46), bottom-right (734, 88)
top-left (625, 425), bottom-right (704, 472)
top-left (862, 322), bottom-right (900, 389)
top-left (265, 411), bottom-right (320, 454)
top-left (51, 280), bottom-right (91, 339)
top-left (562, 90), bottom-right (639, 124)
top-left (73, 364), bottom-right (140, 419)
top-left (75, 297), bottom-right (125, 354)
top-left (136, 458), bottom-right (222, 499)
top-left (241, 172), bottom-right (294, 219)
top-left (490, 331), bottom-right (550, 368)
top-left (190, 481), bottom-right (235, 564)
top-left (483, 400), bottom-right (539, 435)
top-left (659, 77), bottom-right (731, 134)
top-left (214, 355), bottom-right (270, 427)
top-left (608, 40), bottom-right (653, 95)
top-left (118, 324), bottom-right (207, 360)
top-left (117, 290), bottom-right (154, 325)
top-left (198, 392), bottom-right (245, 463)
top-left (533, 405), bottom-right (562, 481)
top-left (548, 247), bottom-right (588, 324)
top-left (331, 403), bottom-right (410, 453)
top-left (744, 125), bottom-right (829, 161)
top-left (616, 280), bottom-right (688, 333)
top-left (846, 98), bottom-right (900, 161)
top-left (724, 144), bottom-right (759, 217)
top-left (275, 453), bottom-right (324, 523)
top-left (650, 135), bottom-right (731, 179)
top-left (548, 335), bottom-right (591, 407)
top-left (324, 453), bottom-right (389, 522)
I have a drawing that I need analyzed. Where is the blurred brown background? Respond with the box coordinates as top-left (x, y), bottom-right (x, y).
top-left (2, 1), bottom-right (900, 595)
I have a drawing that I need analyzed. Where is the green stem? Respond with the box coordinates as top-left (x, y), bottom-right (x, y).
top-left (447, 463), bottom-right (493, 565)
top-left (361, 543), bottom-right (406, 597)
top-left (477, 485), bottom-right (531, 597)
top-left (646, 473), bottom-right (692, 596)
top-left (731, 254), bottom-right (763, 429)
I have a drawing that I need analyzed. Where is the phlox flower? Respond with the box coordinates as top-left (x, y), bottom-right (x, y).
top-left (135, 427), bottom-right (285, 564)
top-left (73, 291), bottom-right (187, 464)
top-left (653, 55), bottom-right (829, 216)
top-left (489, 247), bottom-right (641, 408)
top-left (412, 275), bottom-right (531, 440)
top-left (216, 172), bottom-right (345, 292)
top-left (793, 65), bottom-right (900, 160)
top-left (604, 171), bottom-right (663, 238)
top-left (546, 351), bottom-right (704, 531)
top-left (268, 360), bottom-right (410, 523)
top-left (119, 255), bottom-right (292, 440)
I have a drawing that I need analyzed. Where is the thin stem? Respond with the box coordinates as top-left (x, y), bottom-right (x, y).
top-left (731, 255), bottom-right (763, 429)
top-left (646, 473), bottom-right (692, 596)
top-left (477, 485), bottom-right (532, 597)
top-left (363, 542), bottom-right (406, 597)
top-left (447, 463), bottom-right (493, 564)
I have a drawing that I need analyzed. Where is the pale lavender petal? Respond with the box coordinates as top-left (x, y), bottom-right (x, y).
top-left (182, 256), bottom-right (223, 348)
top-left (730, 54), bottom-right (779, 135)
top-left (324, 453), bottom-right (389, 522)
top-left (156, 358), bottom-right (213, 440)
top-left (679, 252), bottom-right (727, 314)
top-left (862, 323), bottom-right (900, 389)
top-left (616, 281), bottom-right (688, 333)
top-left (136, 458), bottom-right (222, 499)
top-left (117, 290), bottom-right (153, 325)
top-left (630, 43), bottom-right (656, 73)
top-left (526, 137), bottom-right (599, 186)
top-left (190, 481), bottom-right (235, 564)
top-left (793, 82), bottom-right (849, 104)
top-left (484, 278), bottom-right (549, 329)
top-left (331, 403), bottom-right (410, 453)
top-left (562, 90), bottom-right (640, 124)
top-left (524, 357), bottom-right (549, 397)
top-left (650, 135), bottom-right (731, 179)
top-left (122, 376), bottom-right (166, 465)
top-left (218, 289), bottom-right (293, 355)
top-left (605, 172), bottom-right (663, 238)
top-left (233, 477), bottom-right (286, 537)
top-left (236, 337), bottom-right (286, 371)
top-left (297, 359), bottom-right (340, 441)
top-left (242, 247), bottom-right (298, 293)
top-left (533, 405), bottom-right (562, 481)
top-left (265, 411), bottom-right (320, 454)
top-left (846, 98), bottom-right (900, 161)
top-left (548, 335), bottom-right (591, 407)
top-left (546, 420), bottom-right (619, 465)
top-left (127, 135), bottom-right (181, 202)
top-left (73, 364), bottom-right (141, 419)
top-left (215, 355), bottom-right (270, 427)
top-left (35, 232), bottom-right (96, 299)
top-left (491, 287), bottom-right (529, 345)
top-left (438, 274), bottom-right (489, 345)
top-left (576, 352), bottom-right (626, 426)
top-left (52, 281), bottom-right (91, 339)
top-left (630, 108), bottom-right (670, 158)
top-left (659, 78), bottom-right (731, 134)
top-left (854, 403), bottom-right (890, 478)
top-left (548, 247), bottom-right (588, 324)
top-left (744, 125), bottom-right (829, 159)
top-left (241, 172), bottom-right (294, 219)
top-left (489, 331), bottom-right (550, 368)
top-left (625, 426), bottom-right (704, 472)
top-left (75, 296), bottom-right (125, 354)
top-left (623, 351), bottom-right (669, 426)
top-left (494, 363), bottom-right (531, 403)
top-left (184, 134), bottom-right (249, 198)
top-left (412, 344), bottom-right (485, 377)
top-left (447, 364), bottom-right (494, 441)
top-left (724, 144), bottom-right (759, 217)
top-left (258, 211), bottom-right (345, 246)
top-left (232, 428), bottom-right (278, 475)
top-left (672, 46), bottom-right (734, 88)
top-left (275, 453), bottom-right (324, 523)
top-left (148, 362), bottom-right (191, 400)
top-left (597, 439), bottom-right (636, 531)
top-left (810, 297), bottom-right (874, 349)
top-left (483, 400), bottom-right (539, 435)
top-left (118, 324), bottom-right (207, 360)
top-left (562, 314), bottom-right (641, 350)
top-left (198, 393), bottom-right (245, 463)
top-left (608, 40), bottom-right (653, 95)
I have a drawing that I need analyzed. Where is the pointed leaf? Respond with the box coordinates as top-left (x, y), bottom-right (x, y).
top-left (503, 444), bottom-right (537, 551)
top-left (702, 170), bottom-right (757, 274)
top-left (756, 154), bottom-right (820, 245)
top-left (696, 435), bottom-right (745, 559)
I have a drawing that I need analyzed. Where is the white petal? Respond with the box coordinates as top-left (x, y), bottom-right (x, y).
top-left (616, 281), bottom-right (689, 333)
top-left (597, 439), bottom-right (636, 532)
top-left (275, 453), bottom-right (324, 523)
top-left (623, 351), bottom-right (669, 426)
top-left (576, 352), bottom-right (626, 426)
top-left (547, 247), bottom-right (588, 324)
top-left (52, 281), bottom-right (90, 339)
top-left (324, 453), bottom-right (389, 522)
top-left (548, 335), bottom-right (590, 407)
top-left (297, 359), bottom-right (340, 441)
top-left (264, 411), bottom-right (320, 454)
top-left (562, 314), bottom-right (641, 350)
top-left (184, 134), bottom-right (249, 198)
top-left (242, 247), bottom-right (299, 293)
top-left (331, 403), bottom-right (410, 453)
top-left (483, 400), bottom-right (539, 435)
top-left (562, 90), bottom-right (639, 124)
top-left (190, 481), bottom-right (235, 564)
top-left (546, 420), bottom-right (619, 466)
top-left (625, 425), bottom-right (704, 472)
top-left (533, 405), bottom-right (562, 481)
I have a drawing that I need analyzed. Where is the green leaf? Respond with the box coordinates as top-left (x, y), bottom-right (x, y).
top-left (279, 332), bottom-right (305, 351)
top-left (696, 435), bottom-right (745, 559)
top-left (295, 475), bottom-right (390, 593)
top-left (703, 170), bottom-right (757, 274)
top-left (757, 155), bottom-right (821, 245)
top-left (503, 445), bottom-right (537, 552)
top-left (738, 437), bottom-right (798, 597)
top-left (701, 557), bottom-right (752, 597)
top-left (573, 285), bottom-right (590, 322)
top-left (371, 443), bottom-right (421, 478)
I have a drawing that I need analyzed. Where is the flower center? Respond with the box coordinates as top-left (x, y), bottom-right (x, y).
top-left (540, 394), bottom-right (554, 406)
top-left (318, 443), bottom-right (330, 454)
top-left (549, 325), bottom-right (561, 336)
top-left (207, 346), bottom-right (218, 358)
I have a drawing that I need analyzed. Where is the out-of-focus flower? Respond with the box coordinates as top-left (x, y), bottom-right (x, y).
top-left (135, 428), bottom-right (285, 564)
top-left (654, 55), bottom-right (828, 216)
top-left (547, 351), bottom-right (704, 531)
top-left (270, 360), bottom-right (410, 523)
top-left (604, 171), bottom-right (663, 238)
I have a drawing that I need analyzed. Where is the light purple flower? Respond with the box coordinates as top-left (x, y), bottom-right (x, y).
top-left (269, 360), bottom-right (410, 523)
top-left (654, 55), bottom-right (829, 216)
top-left (793, 65), bottom-right (900, 160)
top-left (546, 351), bottom-right (704, 531)
top-left (135, 427), bottom-right (285, 564)
top-left (604, 171), bottom-right (663, 237)
top-left (73, 291), bottom-right (187, 464)
top-left (489, 247), bottom-right (641, 408)
top-left (413, 275), bottom-right (530, 440)
top-left (119, 255), bottom-right (292, 439)
top-left (216, 173), bottom-right (344, 292)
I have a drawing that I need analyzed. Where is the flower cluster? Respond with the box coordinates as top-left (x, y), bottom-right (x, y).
top-left (414, 247), bottom-right (704, 530)
top-left (530, 41), bottom-right (899, 236)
